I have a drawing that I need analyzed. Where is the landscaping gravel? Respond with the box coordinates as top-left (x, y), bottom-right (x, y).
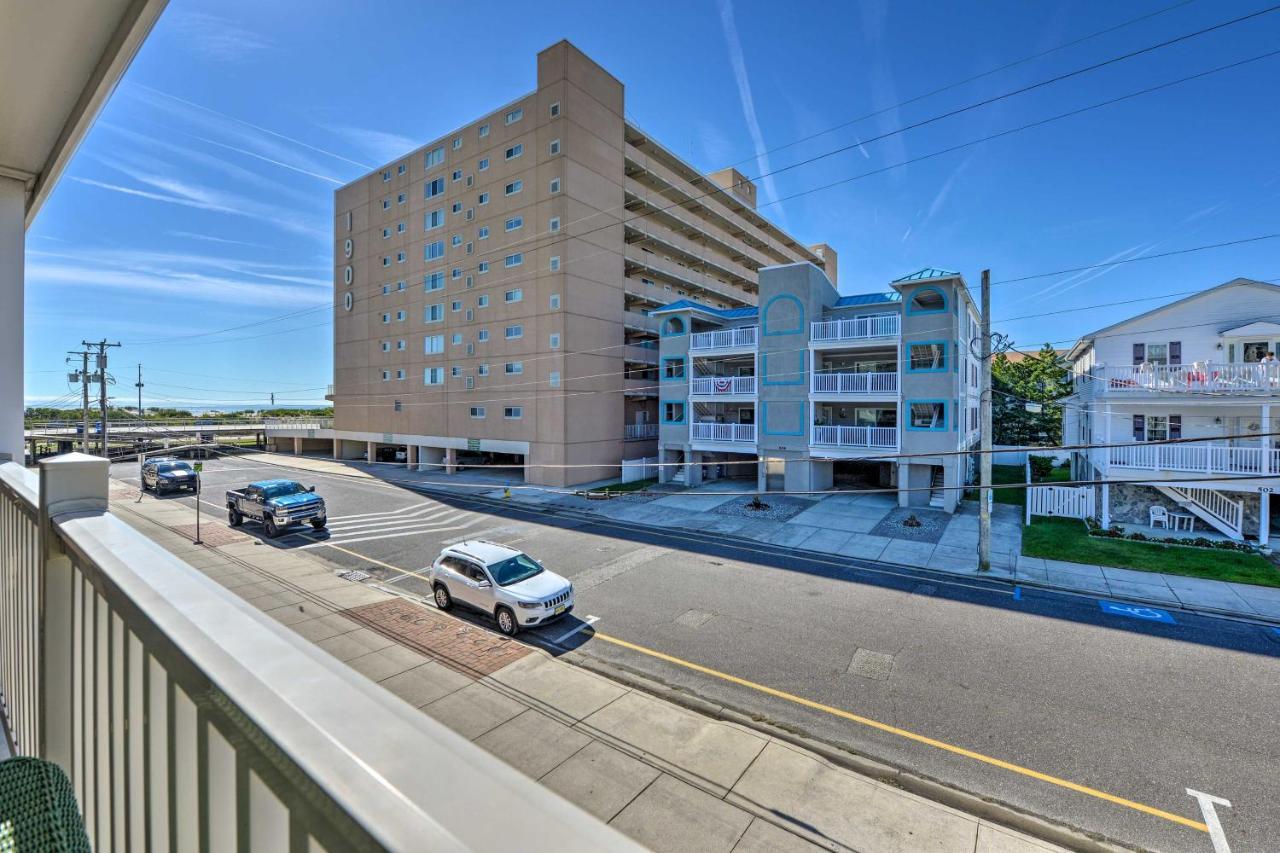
top-left (869, 507), bottom-right (951, 543)
top-left (710, 495), bottom-right (816, 522)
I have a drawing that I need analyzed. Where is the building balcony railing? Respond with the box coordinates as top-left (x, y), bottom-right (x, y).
top-left (624, 423), bottom-right (659, 440)
top-left (1083, 362), bottom-right (1280, 394)
top-left (0, 456), bottom-right (631, 853)
top-left (690, 375), bottom-right (757, 396)
top-left (263, 416), bottom-right (334, 431)
top-left (810, 315), bottom-right (900, 345)
top-left (810, 372), bottom-right (897, 396)
top-left (811, 424), bottom-right (898, 449)
top-left (690, 422), bottom-right (757, 443)
top-left (1099, 443), bottom-right (1279, 475)
top-left (624, 343), bottom-right (660, 365)
top-left (623, 309), bottom-right (660, 334)
top-left (689, 325), bottom-right (758, 353)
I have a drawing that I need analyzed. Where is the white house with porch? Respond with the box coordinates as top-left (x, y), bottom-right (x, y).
top-left (1064, 278), bottom-right (1280, 545)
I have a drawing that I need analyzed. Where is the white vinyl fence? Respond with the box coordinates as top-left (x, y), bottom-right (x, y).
top-left (621, 456), bottom-right (658, 483)
top-left (1026, 485), bottom-right (1095, 522)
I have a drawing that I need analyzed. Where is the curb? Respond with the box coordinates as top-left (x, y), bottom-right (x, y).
top-left (567, 652), bottom-right (1138, 853)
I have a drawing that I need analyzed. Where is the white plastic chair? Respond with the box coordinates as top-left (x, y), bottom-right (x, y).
top-left (1149, 506), bottom-right (1169, 530)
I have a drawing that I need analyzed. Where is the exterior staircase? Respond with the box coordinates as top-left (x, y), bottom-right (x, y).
top-left (929, 468), bottom-right (945, 509)
top-left (1155, 485), bottom-right (1244, 540)
top-left (670, 466), bottom-right (687, 485)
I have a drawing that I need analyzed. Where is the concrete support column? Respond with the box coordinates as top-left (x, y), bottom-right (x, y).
top-left (332, 438), bottom-right (340, 459)
top-left (757, 458), bottom-right (767, 494)
top-left (897, 461), bottom-right (909, 508)
top-left (418, 446), bottom-right (444, 474)
top-left (445, 447), bottom-right (457, 475)
top-left (366, 441), bottom-right (376, 463)
top-left (292, 437), bottom-right (302, 455)
top-left (686, 451), bottom-right (703, 486)
top-left (1261, 492), bottom-right (1271, 548)
top-left (0, 177), bottom-right (24, 463)
top-left (1101, 482), bottom-right (1111, 528)
top-left (406, 444), bottom-right (417, 471)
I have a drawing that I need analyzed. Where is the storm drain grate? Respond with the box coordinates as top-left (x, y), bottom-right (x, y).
top-left (848, 649), bottom-right (894, 681)
top-left (675, 610), bottom-right (716, 629)
top-left (339, 570), bottom-right (371, 582)
top-left (913, 583), bottom-right (937, 596)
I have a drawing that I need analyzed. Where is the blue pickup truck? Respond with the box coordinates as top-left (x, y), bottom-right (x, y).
top-left (226, 479), bottom-right (327, 538)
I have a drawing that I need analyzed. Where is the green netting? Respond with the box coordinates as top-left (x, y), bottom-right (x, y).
top-left (0, 757), bottom-right (90, 852)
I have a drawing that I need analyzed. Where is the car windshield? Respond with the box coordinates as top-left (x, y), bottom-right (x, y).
top-left (261, 482), bottom-right (305, 499)
top-left (488, 554), bottom-right (543, 586)
top-left (156, 462), bottom-right (189, 473)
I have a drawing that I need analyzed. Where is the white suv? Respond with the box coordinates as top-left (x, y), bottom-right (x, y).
top-left (428, 541), bottom-right (574, 636)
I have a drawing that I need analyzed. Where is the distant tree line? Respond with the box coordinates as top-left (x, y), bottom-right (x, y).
top-left (25, 406), bottom-right (333, 423)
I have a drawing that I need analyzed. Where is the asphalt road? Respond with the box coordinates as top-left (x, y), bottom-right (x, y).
top-left (112, 455), bottom-right (1280, 853)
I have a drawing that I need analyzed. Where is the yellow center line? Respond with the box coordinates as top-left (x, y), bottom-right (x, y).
top-left (314, 541), bottom-right (433, 582)
top-left (592, 631), bottom-right (1208, 833)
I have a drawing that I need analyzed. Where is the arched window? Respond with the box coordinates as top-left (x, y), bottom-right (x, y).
top-left (908, 286), bottom-right (947, 314)
top-left (662, 316), bottom-right (686, 337)
top-left (762, 294), bottom-right (803, 336)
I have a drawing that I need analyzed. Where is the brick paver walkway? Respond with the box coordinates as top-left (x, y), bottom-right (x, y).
top-left (344, 598), bottom-right (531, 676)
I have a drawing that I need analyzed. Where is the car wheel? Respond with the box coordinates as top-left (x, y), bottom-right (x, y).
top-left (227, 508), bottom-right (243, 527)
top-left (433, 584), bottom-right (453, 611)
top-left (264, 515), bottom-right (280, 538)
top-left (310, 517), bottom-right (326, 529)
top-left (495, 606), bottom-right (518, 636)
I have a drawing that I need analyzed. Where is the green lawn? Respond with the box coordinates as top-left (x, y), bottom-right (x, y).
top-left (597, 477), bottom-right (657, 495)
top-left (1023, 516), bottom-right (1280, 587)
top-left (977, 464), bottom-right (1071, 506)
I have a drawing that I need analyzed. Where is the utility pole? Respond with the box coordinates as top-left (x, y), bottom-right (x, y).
top-left (270, 392), bottom-right (275, 407)
top-left (67, 350), bottom-right (91, 453)
top-left (135, 363), bottom-right (144, 419)
top-left (84, 340), bottom-right (121, 458)
top-left (978, 269), bottom-right (993, 572)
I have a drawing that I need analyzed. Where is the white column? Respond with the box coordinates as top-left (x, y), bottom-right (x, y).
top-left (1101, 482), bottom-right (1111, 528)
top-left (1102, 402), bottom-right (1112, 474)
top-left (0, 177), bottom-right (24, 463)
top-left (1262, 404), bottom-right (1271, 476)
top-left (1261, 404), bottom-right (1271, 547)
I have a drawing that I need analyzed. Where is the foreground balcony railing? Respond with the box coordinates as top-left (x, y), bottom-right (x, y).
top-left (810, 315), bottom-right (900, 344)
top-left (624, 423), bottom-right (658, 440)
top-left (0, 455), bottom-right (633, 852)
top-left (1100, 443), bottom-right (1279, 475)
top-left (690, 422), bottom-right (756, 443)
top-left (811, 371), bottom-right (897, 395)
top-left (689, 325), bottom-right (758, 353)
top-left (811, 424), bottom-right (898, 449)
top-left (690, 375), bottom-right (757, 396)
top-left (1086, 362), bottom-right (1280, 393)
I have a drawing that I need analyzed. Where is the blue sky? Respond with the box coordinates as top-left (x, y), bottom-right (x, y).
top-left (24, 0), bottom-right (1280, 407)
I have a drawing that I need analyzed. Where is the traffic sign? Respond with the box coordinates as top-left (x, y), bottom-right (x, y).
top-left (193, 462), bottom-right (203, 472)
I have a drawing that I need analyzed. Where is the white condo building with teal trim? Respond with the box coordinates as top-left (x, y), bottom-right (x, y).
top-left (652, 264), bottom-right (982, 510)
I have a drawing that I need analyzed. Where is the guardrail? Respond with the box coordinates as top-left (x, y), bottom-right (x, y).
top-left (1085, 362), bottom-right (1280, 393)
top-left (0, 455), bottom-right (635, 852)
top-left (690, 422), bottom-right (756, 443)
top-left (1102, 443), bottom-right (1274, 475)
top-left (811, 424), bottom-right (898, 449)
top-left (810, 372), bottom-right (897, 395)
top-left (624, 423), bottom-right (658, 440)
top-left (690, 375), bottom-right (757, 396)
top-left (810, 315), bottom-right (900, 344)
top-left (689, 325), bottom-right (758, 353)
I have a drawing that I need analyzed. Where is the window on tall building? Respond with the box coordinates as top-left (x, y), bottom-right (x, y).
top-left (478, 192), bottom-right (490, 205)
top-left (424, 272), bottom-right (445, 292)
top-left (505, 362), bottom-right (523, 375)
top-left (505, 143), bottom-right (523, 160)
top-left (425, 304), bottom-right (444, 323)
top-left (382, 170), bottom-right (391, 182)
top-left (505, 325), bottom-right (523, 339)
top-left (397, 193), bottom-right (406, 205)
top-left (478, 225), bottom-right (489, 239)
top-left (424, 178), bottom-right (444, 198)
top-left (549, 177), bottom-right (561, 194)
top-left (549, 216), bottom-right (560, 233)
top-left (549, 101), bottom-right (560, 118)
top-left (504, 180), bottom-right (522, 196)
top-left (505, 216), bottom-right (523, 231)
top-left (478, 157), bottom-right (489, 171)
top-left (424, 146), bottom-right (445, 167)
top-left (908, 342), bottom-right (947, 371)
top-left (397, 163), bottom-right (406, 175)
top-left (549, 256), bottom-right (560, 272)
top-left (549, 333), bottom-right (560, 350)
top-left (478, 328), bottom-right (490, 341)
top-left (425, 367), bottom-right (444, 385)
top-left (504, 406), bottom-right (523, 419)
top-left (470, 406), bottom-right (485, 418)
top-left (549, 138), bottom-right (560, 156)
top-left (382, 199), bottom-right (391, 210)
top-left (504, 288), bottom-right (522, 303)
top-left (504, 253), bottom-right (523, 268)
top-left (478, 261), bottom-right (490, 274)
top-left (478, 364), bottom-right (490, 376)
top-left (425, 334), bottom-right (444, 354)
top-left (381, 341), bottom-right (391, 352)
top-left (424, 240), bottom-right (445, 260)
top-left (549, 371), bottom-right (560, 388)
top-left (451, 169), bottom-right (462, 182)
top-left (452, 136), bottom-right (462, 150)
top-left (549, 293), bottom-right (560, 310)
top-left (478, 123), bottom-right (490, 138)
top-left (478, 294), bottom-right (490, 308)
top-left (504, 107), bottom-right (523, 125)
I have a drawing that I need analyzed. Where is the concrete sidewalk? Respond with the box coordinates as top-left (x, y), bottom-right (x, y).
top-left (107, 479), bottom-right (1070, 853)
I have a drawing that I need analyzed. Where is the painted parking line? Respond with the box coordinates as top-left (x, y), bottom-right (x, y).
top-left (551, 615), bottom-right (599, 645)
top-left (590, 630), bottom-right (1209, 834)
top-left (1099, 600), bottom-right (1176, 624)
top-left (1013, 585), bottom-right (1022, 600)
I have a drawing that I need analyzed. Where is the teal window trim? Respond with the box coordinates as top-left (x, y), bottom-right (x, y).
top-left (661, 400), bottom-right (686, 425)
top-left (906, 285), bottom-right (948, 315)
top-left (660, 316), bottom-right (687, 337)
top-left (761, 400), bottom-right (806, 436)
top-left (762, 294), bottom-right (804, 336)
top-left (760, 351), bottom-right (806, 386)
top-left (905, 399), bottom-right (948, 431)
top-left (905, 340), bottom-right (948, 372)
top-left (661, 357), bottom-right (686, 381)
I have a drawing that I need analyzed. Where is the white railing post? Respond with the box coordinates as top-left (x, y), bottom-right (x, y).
top-left (37, 453), bottom-right (109, 770)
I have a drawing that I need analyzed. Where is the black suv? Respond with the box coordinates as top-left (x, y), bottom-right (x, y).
top-left (141, 458), bottom-right (200, 494)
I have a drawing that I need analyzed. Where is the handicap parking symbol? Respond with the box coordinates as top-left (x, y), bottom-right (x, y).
top-left (1098, 600), bottom-right (1176, 624)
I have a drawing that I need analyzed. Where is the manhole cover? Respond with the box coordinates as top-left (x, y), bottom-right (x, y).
top-left (339, 570), bottom-right (371, 582)
top-left (675, 610), bottom-right (716, 629)
top-left (913, 583), bottom-right (937, 596)
top-left (848, 649), bottom-right (894, 681)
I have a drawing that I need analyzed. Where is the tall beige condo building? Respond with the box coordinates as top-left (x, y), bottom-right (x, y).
top-left (332, 41), bottom-right (834, 486)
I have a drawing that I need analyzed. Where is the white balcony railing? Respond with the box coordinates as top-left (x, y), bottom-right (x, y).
top-left (0, 456), bottom-right (634, 853)
top-left (811, 424), bottom-right (898, 449)
top-left (624, 423), bottom-right (659, 440)
top-left (690, 422), bottom-right (757, 443)
top-left (1102, 443), bottom-right (1275, 475)
top-left (1088, 362), bottom-right (1280, 394)
top-left (690, 375), bottom-right (757, 396)
top-left (810, 315), bottom-right (900, 344)
top-left (689, 325), bottom-right (758, 353)
top-left (263, 416), bottom-right (335, 431)
top-left (810, 372), bottom-right (897, 395)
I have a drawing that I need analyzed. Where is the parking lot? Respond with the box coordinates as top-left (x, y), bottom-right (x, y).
top-left (110, 453), bottom-right (1280, 852)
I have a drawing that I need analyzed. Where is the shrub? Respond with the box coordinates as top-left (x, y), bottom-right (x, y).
top-left (903, 514), bottom-right (923, 528)
top-left (1028, 455), bottom-right (1055, 480)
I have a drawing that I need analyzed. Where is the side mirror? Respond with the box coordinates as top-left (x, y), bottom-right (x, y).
top-left (308, 486), bottom-right (316, 493)
top-left (476, 580), bottom-right (491, 589)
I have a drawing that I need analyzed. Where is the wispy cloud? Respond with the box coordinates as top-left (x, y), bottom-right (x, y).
top-left (918, 153), bottom-right (975, 233)
top-left (28, 247), bottom-right (328, 287)
top-left (1013, 241), bottom-right (1156, 305)
top-left (717, 0), bottom-right (788, 228)
top-left (166, 231), bottom-right (273, 250)
top-left (323, 125), bottom-right (421, 166)
top-left (165, 11), bottom-right (274, 62)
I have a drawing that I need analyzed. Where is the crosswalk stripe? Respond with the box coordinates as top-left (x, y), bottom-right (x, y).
top-left (327, 501), bottom-right (443, 521)
top-left (283, 510), bottom-right (471, 542)
top-left (325, 507), bottom-right (456, 532)
top-left (297, 517), bottom-right (484, 549)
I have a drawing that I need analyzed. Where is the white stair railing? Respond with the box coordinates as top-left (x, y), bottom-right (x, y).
top-left (1162, 485), bottom-right (1244, 539)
